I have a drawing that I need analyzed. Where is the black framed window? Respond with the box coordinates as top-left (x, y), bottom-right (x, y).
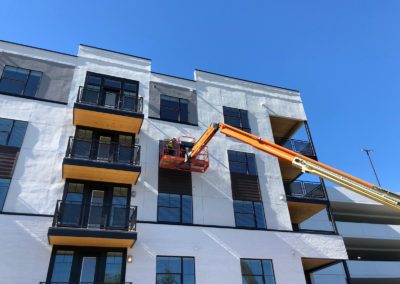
top-left (223, 106), bottom-right (251, 132)
top-left (160, 94), bottom-right (189, 123)
top-left (82, 72), bottom-right (140, 112)
top-left (0, 118), bottom-right (28, 148)
top-left (0, 178), bottom-right (11, 211)
top-left (158, 193), bottom-right (193, 224)
top-left (50, 250), bottom-right (74, 283)
top-left (233, 200), bottom-right (266, 229)
top-left (156, 256), bottom-right (195, 284)
top-left (240, 259), bottom-right (276, 284)
top-left (228, 150), bottom-right (266, 229)
top-left (228, 150), bottom-right (257, 176)
top-left (0, 65), bottom-right (42, 97)
top-left (47, 248), bottom-right (126, 283)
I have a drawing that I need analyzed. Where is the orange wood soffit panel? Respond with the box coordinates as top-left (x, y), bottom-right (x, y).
top-left (49, 235), bottom-right (135, 248)
top-left (74, 108), bottom-right (142, 134)
top-left (288, 201), bottom-right (327, 224)
top-left (63, 164), bottom-right (139, 184)
top-left (301, 258), bottom-right (336, 272)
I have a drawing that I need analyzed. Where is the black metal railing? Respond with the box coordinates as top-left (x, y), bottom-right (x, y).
top-left (275, 137), bottom-right (316, 157)
top-left (40, 282), bottom-right (133, 284)
top-left (284, 180), bottom-right (326, 200)
top-left (52, 200), bottom-right (137, 231)
top-left (77, 86), bottom-right (143, 114)
top-left (66, 137), bottom-right (141, 166)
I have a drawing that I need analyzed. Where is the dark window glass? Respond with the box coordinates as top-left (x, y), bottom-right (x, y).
top-left (160, 95), bottom-right (189, 123)
top-left (240, 259), bottom-right (276, 284)
top-left (0, 179), bottom-right (11, 211)
top-left (223, 106), bottom-right (251, 132)
top-left (0, 66), bottom-right (42, 97)
top-left (228, 150), bottom-right (258, 176)
top-left (0, 118), bottom-right (28, 148)
top-left (51, 251), bottom-right (74, 282)
top-left (233, 200), bottom-right (266, 229)
top-left (104, 252), bottom-right (123, 283)
top-left (158, 193), bottom-right (192, 224)
top-left (61, 183), bottom-right (84, 226)
top-left (83, 73), bottom-right (139, 112)
top-left (156, 256), bottom-right (195, 284)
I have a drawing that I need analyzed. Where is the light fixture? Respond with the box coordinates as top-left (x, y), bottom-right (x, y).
top-left (127, 255), bottom-right (133, 263)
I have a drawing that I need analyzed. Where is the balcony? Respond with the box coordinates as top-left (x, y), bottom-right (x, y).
top-left (62, 137), bottom-right (141, 184)
top-left (284, 180), bottom-right (334, 232)
top-left (276, 137), bottom-right (316, 181)
top-left (48, 200), bottom-right (137, 248)
top-left (73, 86), bottom-right (144, 134)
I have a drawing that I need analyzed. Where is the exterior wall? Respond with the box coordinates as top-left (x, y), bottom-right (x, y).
top-left (126, 223), bottom-right (346, 284)
top-left (0, 42), bottom-right (349, 284)
top-left (0, 42), bottom-right (76, 104)
top-left (149, 80), bottom-right (198, 125)
top-left (0, 214), bottom-right (52, 283)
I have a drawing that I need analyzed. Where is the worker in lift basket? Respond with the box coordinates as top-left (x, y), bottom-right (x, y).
top-left (166, 138), bottom-right (177, 156)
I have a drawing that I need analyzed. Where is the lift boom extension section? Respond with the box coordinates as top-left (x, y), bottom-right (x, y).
top-left (187, 122), bottom-right (400, 211)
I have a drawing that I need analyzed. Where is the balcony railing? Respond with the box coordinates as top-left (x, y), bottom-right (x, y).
top-left (284, 180), bottom-right (326, 200)
top-left (66, 137), bottom-right (141, 166)
top-left (77, 86), bottom-right (143, 114)
top-left (52, 200), bottom-right (137, 231)
top-left (275, 137), bottom-right (316, 157)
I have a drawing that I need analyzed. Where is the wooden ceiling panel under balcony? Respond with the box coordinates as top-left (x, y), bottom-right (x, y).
top-left (73, 107), bottom-right (143, 134)
top-left (288, 201), bottom-right (327, 224)
top-left (48, 227), bottom-right (137, 248)
top-left (63, 163), bottom-right (140, 185)
top-left (301, 258), bottom-right (336, 272)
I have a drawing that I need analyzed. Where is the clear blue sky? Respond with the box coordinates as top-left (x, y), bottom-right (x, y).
top-left (1, 1), bottom-right (399, 191)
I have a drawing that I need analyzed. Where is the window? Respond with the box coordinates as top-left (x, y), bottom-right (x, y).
top-left (0, 66), bottom-right (42, 97)
top-left (233, 200), bottom-right (266, 229)
top-left (240, 259), bottom-right (276, 284)
top-left (82, 72), bottom-right (140, 112)
top-left (0, 118), bottom-right (28, 148)
top-left (158, 193), bottom-right (193, 224)
top-left (156, 256), bottom-right (195, 284)
top-left (223, 106), bottom-right (251, 132)
top-left (48, 248), bottom-right (126, 283)
top-left (50, 251), bottom-right (74, 283)
top-left (228, 150), bottom-right (257, 176)
top-left (160, 95), bottom-right (189, 123)
top-left (0, 179), bottom-right (11, 211)
top-left (228, 150), bottom-right (266, 229)
top-left (104, 252), bottom-right (123, 283)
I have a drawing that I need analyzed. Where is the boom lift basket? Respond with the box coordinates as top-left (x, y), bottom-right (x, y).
top-left (159, 136), bottom-right (209, 173)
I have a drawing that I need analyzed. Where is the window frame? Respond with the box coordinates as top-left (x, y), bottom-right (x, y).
top-left (46, 246), bottom-right (127, 283)
top-left (240, 258), bottom-right (276, 284)
top-left (227, 150), bottom-right (258, 176)
top-left (156, 255), bottom-right (196, 284)
top-left (223, 106), bottom-right (251, 133)
top-left (0, 118), bottom-right (28, 148)
top-left (82, 72), bottom-right (140, 112)
top-left (0, 65), bottom-right (43, 97)
top-left (157, 193), bottom-right (193, 224)
top-left (159, 94), bottom-right (190, 124)
top-left (233, 200), bottom-right (267, 229)
top-left (0, 178), bottom-right (11, 212)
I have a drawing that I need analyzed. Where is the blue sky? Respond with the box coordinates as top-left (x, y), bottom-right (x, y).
top-left (1, 1), bottom-right (399, 191)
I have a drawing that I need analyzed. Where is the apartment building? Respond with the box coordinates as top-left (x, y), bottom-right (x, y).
top-left (0, 40), bottom-right (352, 284)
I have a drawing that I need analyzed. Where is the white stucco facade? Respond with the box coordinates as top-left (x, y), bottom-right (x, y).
top-left (0, 41), bottom-right (350, 284)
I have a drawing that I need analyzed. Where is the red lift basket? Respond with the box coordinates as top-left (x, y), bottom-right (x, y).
top-left (159, 136), bottom-right (209, 173)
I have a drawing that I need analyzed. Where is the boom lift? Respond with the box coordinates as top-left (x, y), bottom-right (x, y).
top-left (159, 122), bottom-right (400, 211)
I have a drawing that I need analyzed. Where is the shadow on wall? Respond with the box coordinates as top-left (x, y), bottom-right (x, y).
top-left (5, 124), bottom-right (65, 214)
